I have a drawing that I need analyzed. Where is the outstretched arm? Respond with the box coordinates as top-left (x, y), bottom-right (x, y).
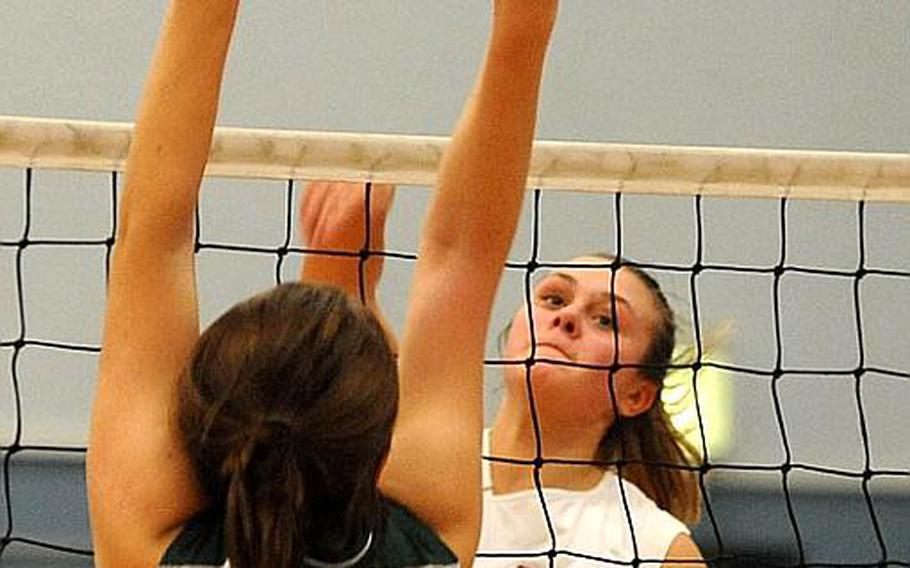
top-left (379, 2), bottom-right (559, 565)
top-left (298, 181), bottom-right (398, 350)
top-left (87, 1), bottom-right (240, 565)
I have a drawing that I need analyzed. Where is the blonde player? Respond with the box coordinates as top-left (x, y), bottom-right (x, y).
top-left (299, 182), bottom-right (705, 567)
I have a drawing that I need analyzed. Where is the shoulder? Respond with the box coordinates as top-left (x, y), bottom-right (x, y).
top-left (663, 533), bottom-right (705, 566)
top-left (372, 499), bottom-right (460, 567)
top-left (159, 510), bottom-right (227, 567)
top-left (610, 474), bottom-right (691, 558)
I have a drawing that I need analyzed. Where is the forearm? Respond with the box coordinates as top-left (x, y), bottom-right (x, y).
top-left (118, 0), bottom-right (241, 250)
top-left (421, 11), bottom-right (555, 273)
top-left (301, 257), bottom-right (368, 298)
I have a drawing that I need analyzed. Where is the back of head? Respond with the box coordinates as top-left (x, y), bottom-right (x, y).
top-left (177, 283), bottom-right (398, 568)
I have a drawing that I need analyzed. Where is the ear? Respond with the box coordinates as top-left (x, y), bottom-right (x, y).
top-left (615, 374), bottom-right (658, 418)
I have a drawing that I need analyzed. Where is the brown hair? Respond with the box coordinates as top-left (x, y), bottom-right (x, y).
top-left (589, 254), bottom-right (702, 524)
top-left (177, 283), bottom-right (398, 568)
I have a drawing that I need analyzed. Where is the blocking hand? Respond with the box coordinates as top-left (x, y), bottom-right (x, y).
top-left (299, 181), bottom-right (395, 302)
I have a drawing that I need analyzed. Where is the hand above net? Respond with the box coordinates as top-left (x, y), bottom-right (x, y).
top-left (299, 181), bottom-right (395, 296)
top-left (298, 180), bottom-right (398, 350)
top-left (298, 180), bottom-right (395, 301)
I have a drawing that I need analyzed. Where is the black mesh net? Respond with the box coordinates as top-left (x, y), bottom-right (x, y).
top-left (1, 168), bottom-right (908, 567)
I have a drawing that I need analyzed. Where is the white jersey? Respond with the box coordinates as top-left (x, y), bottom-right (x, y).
top-left (477, 431), bottom-right (689, 567)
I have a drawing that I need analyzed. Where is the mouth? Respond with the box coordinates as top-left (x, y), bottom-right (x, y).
top-left (534, 342), bottom-right (572, 360)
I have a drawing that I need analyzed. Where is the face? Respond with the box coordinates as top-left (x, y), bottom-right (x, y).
top-left (502, 257), bottom-right (661, 427)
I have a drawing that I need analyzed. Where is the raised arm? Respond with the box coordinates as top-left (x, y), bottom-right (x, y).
top-left (298, 181), bottom-right (398, 350)
top-left (379, 2), bottom-right (559, 564)
top-left (87, 1), bottom-right (240, 565)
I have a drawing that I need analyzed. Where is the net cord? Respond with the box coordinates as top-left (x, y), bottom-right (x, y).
top-left (2, 115), bottom-right (909, 201)
top-left (609, 193), bottom-right (643, 563)
top-left (771, 198), bottom-right (808, 563)
top-left (691, 195), bottom-right (725, 556)
top-left (853, 202), bottom-right (889, 563)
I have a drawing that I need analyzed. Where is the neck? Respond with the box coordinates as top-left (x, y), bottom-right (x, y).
top-left (488, 397), bottom-right (609, 494)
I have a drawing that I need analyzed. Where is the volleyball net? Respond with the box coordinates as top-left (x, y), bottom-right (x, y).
top-left (1, 115), bottom-right (909, 566)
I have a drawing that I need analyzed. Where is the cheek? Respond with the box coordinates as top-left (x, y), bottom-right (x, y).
top-left (584, 335), bottom-right (644, 366)
top-left (574, 333), bottom-right (616, 365)
top-left (503, 309), bottom-right (530, 357)
top-left (618, 336), bottom-right (651, 366)
top-left (508, 305), bottom-right (558, 352)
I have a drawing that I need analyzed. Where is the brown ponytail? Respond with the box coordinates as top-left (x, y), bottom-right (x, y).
top-left (178, 283), bottom-right (398, 567)
top-left (220, 424), bottom-right (309, 567)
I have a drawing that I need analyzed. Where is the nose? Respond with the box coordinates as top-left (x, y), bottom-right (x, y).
top-left (550, 309), bottom-right (579, 337)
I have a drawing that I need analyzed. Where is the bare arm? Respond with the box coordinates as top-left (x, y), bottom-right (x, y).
top-left (379, 2), bottom-right (559, 565)
top-left (86, 1), bottom-right (240, 565)
top-left (298, 181), bottom-right (398, 350)
top-left (662, 533), bottom-right (706, 567)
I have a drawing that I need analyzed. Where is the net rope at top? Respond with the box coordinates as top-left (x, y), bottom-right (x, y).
top-left (1, 115), bottom-right (909, 202)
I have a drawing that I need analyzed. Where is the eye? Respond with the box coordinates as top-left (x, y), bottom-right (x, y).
top-left (538, 292), bottom-right (566, 308)
top-left (594, 314), bottom-right (613, 330)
